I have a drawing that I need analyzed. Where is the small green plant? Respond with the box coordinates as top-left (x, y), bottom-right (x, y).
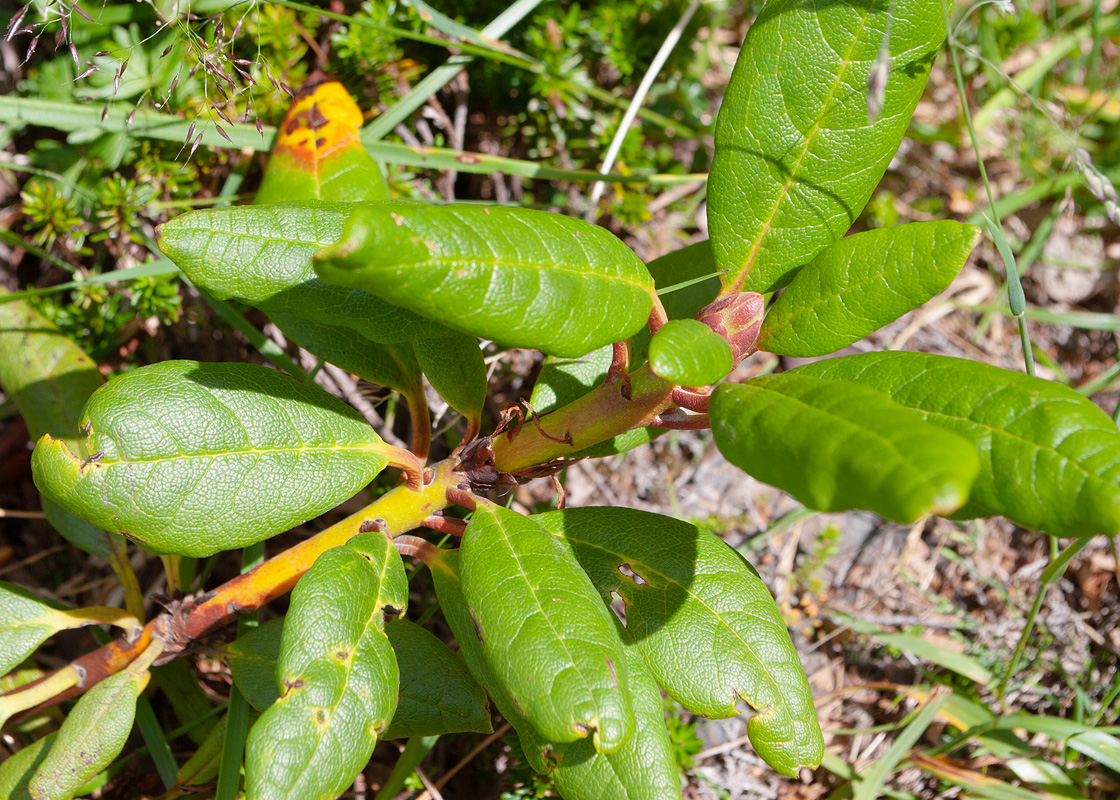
top-left (3, 1), bottom-right (1120, 798)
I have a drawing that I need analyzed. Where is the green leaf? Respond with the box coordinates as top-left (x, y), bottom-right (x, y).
top-left (757, 222), bottom-right (982, 357)
top-left (708, 0), bottom-right (945, 292)
top-left (1, 583), bottom-right (140, 678)
top-left (28, 668), bottom-right (143, 800)
top-left (246, 531), bottom-right (405, 800)
top-left (175, 716), bottom-right (232, 788)
top-left (529, 243), bottom-right (721, 417)
top-left (648, 319), bottom-right (734, 387)
top-left (382, 618), bottom-right (492, 740)
top-left (412, 333), bottom-right (487, 432)
top-left (791, 352), bottom-right (1120, 537)
top-left (459, 504), bottom-right (634, 752)
top-left (156, 203), bottom-right (447, 344)
top-left (228, 617), bottom-right (286, 712)
top-left (314, 203), bottom-right (655, 358)
top-left (270, 312), bottom-right (423, 395)
top-left (429, 551), bottom-right (679, 798)
top-left (0, 733), bottom-right (54, 800)
top-left (429, 549), bottom-right (538, 751)
top-left (31, 361), bottom-right (389, 557)
top-left (0, 291), bottom-right (119, 559)
top-left (533, 507), bottom-right (823, 777)
top-left (255, 81), bottom-right (391, 205)
top-left (1, 584), bottom-right (73, 678)
top-left (710, 374), bottom-right (979, 522)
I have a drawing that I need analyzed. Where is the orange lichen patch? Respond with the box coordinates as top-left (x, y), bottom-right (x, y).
top-left (274, 81), bottom-right (364, 166)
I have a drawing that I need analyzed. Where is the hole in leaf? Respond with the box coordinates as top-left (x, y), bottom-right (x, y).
top-left (617, 563), bottom-right (648, 586)
top-left (608, 590), bottom-right (627, 627)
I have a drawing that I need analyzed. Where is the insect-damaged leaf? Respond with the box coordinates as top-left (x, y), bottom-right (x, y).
top-left (156, 202), bottom-right (450, 344)
top-left (533, 507), bottom-right (823, 777)
top-left (708, 0), bottom-right (945, 292)
top-left (459, 505), bottom-right (634, 752)
top-left (382, 618), bottom-right (492, 740)
top-left (246, 531), bottom-right (405, 800)
top-left (757, 222), bottom-right (981, 357)
top-left (792, 352), bottom-right (1120, 537)
top-left (254, 80), bottom-right (391, 204)
top-left (430, 550), bottom-right (680, 800)
top-left (28, 667), bottom-right (147, 800)
top-left (31, 361), bottom-right (389, 557)
top-left (314, 202), bottom-right (655, 358)
top-left (710, 373), bottom-right (979, 522)
top-left (524, 646), bottom-right (680, 800)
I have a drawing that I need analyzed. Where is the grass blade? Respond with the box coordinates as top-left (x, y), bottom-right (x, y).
top-left (851, 687), bottom-right (949, 800)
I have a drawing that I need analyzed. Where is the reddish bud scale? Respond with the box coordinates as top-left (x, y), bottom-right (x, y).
top-left (697, 292), bottom-right (764, 365)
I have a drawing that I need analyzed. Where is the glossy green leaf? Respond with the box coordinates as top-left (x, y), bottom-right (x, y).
top-left (459, 504), bottom-right (634, 752)
top-left (228, 617), bottom-right (286, 712)
top-left (314, 203), bottom-right (655, 358)
top-left (28, 668), bottom-right (143, 800)
top-left (1, 583), bottom-right (139, 678)
top-left (0, 291), bottom-right (121, 560)
top-left (648, 319), bottom-right (734, 387)
top-left (429, 549), bottom-right (534, 741)
top-left (429, 551), bottom-right (678, 798)
top-left (270, 311), bottom-right (423, 396)
top-left (254, 81), bottom-right (391, 205)
top-left (245, 531), bottom-right (405, 800)
top-left (156, 203), bottom-right (448, 344)
top-left (31, 361), bottom-right (389, 557)
top-left (534, 507), bottom-right (823, 777)
top-left (412, 333), bottom-right (487, 431)
top-left (382, 618), bottom-right (492, 740)
top-left (1, 583), bottom-right (63, 678)
top-left (710, 374), bottom-right (979, 522)
top-left (792, 352), bottom-right (1120, 537)
top-left (758, 222), bottom-right (982, 357)
top-left (708, 0), bottom-right (945, 292)
top-left (0, 733), bottom-right (53, 800)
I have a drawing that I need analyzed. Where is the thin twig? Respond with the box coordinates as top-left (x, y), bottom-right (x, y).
top-left (413, 723), bottom-right (512, 800)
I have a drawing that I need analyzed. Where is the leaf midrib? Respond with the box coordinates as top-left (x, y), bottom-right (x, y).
top-left (483, 509), bottom-right (602, 717)
top-left (87, 442), bottom-right (383, 466)
top-left (728, 6), bottom-right (873, 291)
